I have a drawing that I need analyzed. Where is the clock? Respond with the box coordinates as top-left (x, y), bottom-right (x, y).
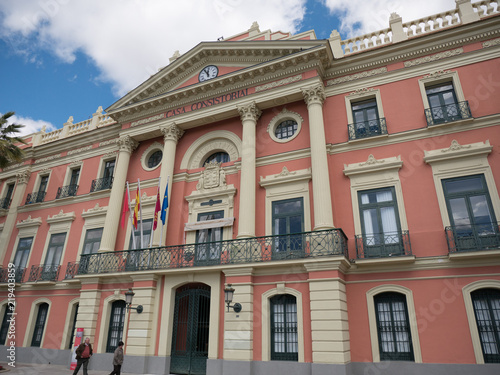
top-left (199, 65), bottom-right (219, 82)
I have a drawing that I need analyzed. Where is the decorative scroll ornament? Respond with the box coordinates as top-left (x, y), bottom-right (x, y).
top-left (237, 102), bottom-right (262, 122)
top-left (16, 169), bottom-right (31, 184)
top-left (359, 154), bottom-right (385, 166)
top-left (196, 161), bottom-right (227, 191)
top-left (274, 166), bottom-right (296, 178)
top-left (441, 140), bottom-right (472, 153)
top-left (302, 85), bottom-right (326, 106)
top-left (161, 123), bottom-right (185, 143)
top-left (117, 135), bottom-right (139, 153)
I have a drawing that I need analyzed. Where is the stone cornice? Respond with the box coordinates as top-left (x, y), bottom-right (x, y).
top-left (16, 215), bottom-right (42, 229)
top-left (47, 210), bottom-right (76, 224)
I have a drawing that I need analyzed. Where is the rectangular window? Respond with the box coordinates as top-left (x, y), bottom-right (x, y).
top-left (375, 292), bottom-right (414, 361)
top-left (31, 303), bottom-right (49, 347)
top-left (271, 294), bottom-right (298, 361)
top-left (195, 211), bottom-right (224, 265)
top-left (69, 168), bottom-right (80, 186)
top-left (272, 198), bottom-right (304, 259)
top-left (44, 233), bottom-right (66, 266)
top-left (107, 300), bottom-right (126, 353)
top-left (38, 175), bottom-right (49, 194)
top-left (358, 187), bottom-right (403, 258)
top-left (443, 174), bottom-right (499, 252)
top-left (425, 83), bottom-right (460, 124)
top-left (13, 237), bottom-right (32, 282)
top-left (82, 228), bottom-right (103, 255)
top-left (0, 309), bottom-right (10, 345)
top-left (471, 289), bottom-right (500, 363)
top-left (91, 160), bottom-right (115, 192)
top-left (129, 219), bottom-right (153, 250)
top-left (1, 183), bottom-right (15, 209)
top-left (352, 99), bottom-right (383, 139)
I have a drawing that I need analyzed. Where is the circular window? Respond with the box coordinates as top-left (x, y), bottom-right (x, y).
top-left (204, 152), bottom-right (229, 166)
top-left (275, 120), bottom-right (298, 140)
top-left (148, 150), bottom-right (163, 168)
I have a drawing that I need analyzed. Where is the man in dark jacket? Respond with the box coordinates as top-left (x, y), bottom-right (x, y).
top-left (73, 337), bottom-right (93, 375)
top-left (109, 341), bottom-right (124, 375)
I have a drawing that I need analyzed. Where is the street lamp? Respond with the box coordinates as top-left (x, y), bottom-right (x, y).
top-left (224, 284), bottom-right (242, 313)
top-left (124, 288), bottom-right (143, 314)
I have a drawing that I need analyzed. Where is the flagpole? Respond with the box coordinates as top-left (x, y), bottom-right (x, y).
top-left (126, 181), bottom-right (137, 250)
top-left (138, 178), bottom-right (143, 249)
top-left (149, 177), bottom-right (161, 248)
top-left (159, 175), bottom-right (170, 248)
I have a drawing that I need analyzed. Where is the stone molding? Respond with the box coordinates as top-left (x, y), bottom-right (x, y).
top-left (47, 210), bottom-right (76, 224)
top-left (404, 48), bottom-right (464, 67)
top-left (237, 102), bottom-right (262, 122)
top-left (16, 169), bottom-right (31, 185)
top-left (117, 135), bottom-right (139, 153)
top-left (16, 215), bottom-right (42, 229)
top-left (161, 123), bottom-right (184, 143)
top-left (302, 85), bottom-right (326, 106)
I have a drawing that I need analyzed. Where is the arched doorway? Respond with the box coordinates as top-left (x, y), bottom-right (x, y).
top-left (170, 283), bottom-right (211, 375)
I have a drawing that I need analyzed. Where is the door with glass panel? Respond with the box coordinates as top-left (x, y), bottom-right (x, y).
top-left (272, 198), bottom-right (304, 259)
top-left (195, 211), bottom-right (223, 266)
top-left (425, 83), bottom-right (460, 124)
top-left (358, 187), bottom-right (402, 258)
top-left (43, 233), bottom-right (66, 280)
top-left (471, 288), bottom-right (500, 363)
top-left (13, 237), bottom-right (32, 282)
top-left (443, 175), bottom-right (498, 251)
top-left (106, 300), bottom-right (126, 353)
top-left (270, 294), bottom-right (298, 361)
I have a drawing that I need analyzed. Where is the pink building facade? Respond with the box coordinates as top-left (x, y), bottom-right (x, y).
top-left (0, 1), bottom-right (500, 374)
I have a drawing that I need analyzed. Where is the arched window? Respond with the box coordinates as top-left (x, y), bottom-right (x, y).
top-left (270, 294), bottom-right (298, 361)
top-left (68, 303), bottom-right (79, 349)
top-left (106, 300), bottom-right (126, 353)
top-left (275, 120), bottom-right (298, 140)
top-left (204, 152), bottom-right (229, 166)
top-left (374, 292), bottom-right (414, 361)
top-left (0, 306), bottom-right (10, 345)
top-left (471, 288), bottom-right (500, 363)
top-left (31, 303), bottom-right (49, 347)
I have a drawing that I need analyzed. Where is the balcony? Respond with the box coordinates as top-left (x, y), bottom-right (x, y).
top-left (0, 198), bottom-right (11, 210)
top-left (355, 230), bottom-right (412, 259)
top-left (73, 229), bottom-right (348, 275)
top-left (90, 176), bottom-right (113, 193)
top-left (27, 264), bottom-right (61, 282)
top-left (425, 101), bottom-right (471, 126)
top-left (348, 118), bottom-right (387, 140)
top-left (0, 267), bottom-right (26, 283)
top-left (56, 184), bottom-right (79, 199)
top-left (446, 222), bottom-right (500, 253)
top-left (25, 191), bottom-right (46, 204)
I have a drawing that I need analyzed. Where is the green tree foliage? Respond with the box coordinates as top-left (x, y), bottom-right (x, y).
top-left (0, 112), bottom-right (26, 169)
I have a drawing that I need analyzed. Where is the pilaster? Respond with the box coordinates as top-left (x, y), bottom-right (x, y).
top-left (302, 85), bottom-right (334, 230)
top-left (237, 102), bottom-right (261, 239)
top-left (99, 135), bottom-right (138, 252)
top-left (75, 278), bottom-right (103, 345)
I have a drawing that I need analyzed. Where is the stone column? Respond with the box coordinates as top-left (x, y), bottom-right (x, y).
top-left (237, 103), bottom-right (261, 239)
top-left (302, 85), bottom-right (335, 230)
top-left (0, 169), bottom-right (31, 262)
top-left (99, 135), bottom-right (138, 252)
top-left (153, 123), bottom-right (184, 247)
top-left (223, 268), bottom-right (254, 373)
top-left (75, 278), bottom-right (102, 347)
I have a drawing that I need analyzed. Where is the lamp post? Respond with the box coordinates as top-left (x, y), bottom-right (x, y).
top-left (224, 284), bottom-right (242, 313)
top-left (125, 288), bottom-right (143, 314)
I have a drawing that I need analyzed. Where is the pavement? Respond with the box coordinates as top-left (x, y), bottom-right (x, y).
top-left (0, 363), bottom-right (152, 375)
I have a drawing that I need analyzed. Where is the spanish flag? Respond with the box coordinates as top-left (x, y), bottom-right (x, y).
top-left (153, 183), bottom-right (161, 231)
top-left (133, 185), bottom-right (140, 229)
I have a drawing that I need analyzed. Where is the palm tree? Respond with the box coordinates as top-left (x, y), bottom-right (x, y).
top-left (0, 112), bottom-right (26, 169)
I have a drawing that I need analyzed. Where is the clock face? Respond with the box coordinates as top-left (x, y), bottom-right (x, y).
top-left (199, 65), bottom-right (219, 82)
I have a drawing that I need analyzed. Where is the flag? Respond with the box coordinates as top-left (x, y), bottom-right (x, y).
top-left (120, 191), bottom-right (129, 229)
top-left (153, 185), bottom-right (161, 230)
top-left (160, 179), bottom-right (169, 225)
top-left (133, 185), bottom-right (140, 229)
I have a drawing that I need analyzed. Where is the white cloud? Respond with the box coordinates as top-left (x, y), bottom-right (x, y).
top-left (3, 113), bottom-right (56, 137)
top-left (0, 0), bottom-right (306, 96)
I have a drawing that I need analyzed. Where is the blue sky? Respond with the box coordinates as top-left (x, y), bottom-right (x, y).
top-left (0, 0), bottom-right (461, 135)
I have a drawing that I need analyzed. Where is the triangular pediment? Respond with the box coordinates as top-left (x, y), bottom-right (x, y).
top-left (106, 38), bottom-right (330, 119)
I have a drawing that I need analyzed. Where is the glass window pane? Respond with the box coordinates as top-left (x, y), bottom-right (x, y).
top-left (449, 198), bottom-right (471, 227)
top-left (444, 177), bottom-right (483, 194)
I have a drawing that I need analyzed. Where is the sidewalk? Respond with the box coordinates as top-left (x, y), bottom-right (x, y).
top-left (0, 363), bottom-right (152, 375)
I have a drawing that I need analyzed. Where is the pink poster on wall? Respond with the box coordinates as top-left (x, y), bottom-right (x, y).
top-left (70, 328), bottom-right (84, 370)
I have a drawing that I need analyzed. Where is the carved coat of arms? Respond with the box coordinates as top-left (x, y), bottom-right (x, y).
top-left (197, 161), bottom-right (227, 191)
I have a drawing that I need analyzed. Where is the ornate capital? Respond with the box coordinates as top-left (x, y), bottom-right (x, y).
top-left (302, 85), bottom-right (326, 106)
top-left (16, 169), bottom-right (31, 185)
top-left (161, 123), bottom-right (184, 144)
top-left (238, 102), bottom-right (262, 123)
top-left (117, 135), bottom-right (139, 153)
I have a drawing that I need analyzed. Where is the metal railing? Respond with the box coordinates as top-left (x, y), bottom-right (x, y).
top-left (425, 101), bottom-right (471, 126)
top-left (27, 264), bottom-right (61, 282)
top-left (75, 229), bottom-right (348, 275)
top-left (0, 267), bottom-right (24, 283)
top-left (90, 176), bottom-right (113, 192)
top-left (56, 184), bottom-right (79, 199)
top-left (355, 230), bottom-right (412, 259)
top-left (65, 262), bottom-right (80, 279)
top-left (25, 191), bottom-right (46, 204)
top-left (348, 118), bottom-right (387, 140)
top-left (0, 198), bottom-right (11, 210)
top-left (446, 222), bottom-right (500, 253)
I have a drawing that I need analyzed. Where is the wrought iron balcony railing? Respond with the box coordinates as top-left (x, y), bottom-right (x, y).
top-left (348, 118), bottom-right (387, 140)
top-left (355, 230), bottom-right (412, 259)
top-left (0, 198), bottom-right (11, 210)
top-left (0, 268), bottom-right (23, 283)
top-left (425, 101), bottom-right (471, 126)
top-left (90, 176), bottom-right (113, 193)
top-left (65, 262), bottom-right (80, 279)
top-left (27, 264), bottom-right (61, 282)
top-left (75, 229), bottom-right (348, 275)
top-left (56, 184), bottom-right (79, 199)
top-left (25, 191), bottom-right (46, 205)
top-left (446, 222), bottom-right (500, 253)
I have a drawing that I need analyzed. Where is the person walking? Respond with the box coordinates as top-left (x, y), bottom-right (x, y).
top-left (109, 341), bottom-right (124, 375)
top-left (73, 337), bottom-right (93, 375)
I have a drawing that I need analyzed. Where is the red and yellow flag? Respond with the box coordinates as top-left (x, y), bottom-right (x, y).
top-left (153, 185), bottom-right (161, 230)
top-left (133, 186), bottom-right (140, 229)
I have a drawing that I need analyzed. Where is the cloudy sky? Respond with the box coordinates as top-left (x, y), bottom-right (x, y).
top-left (0, 0), bottom-right (475, 135)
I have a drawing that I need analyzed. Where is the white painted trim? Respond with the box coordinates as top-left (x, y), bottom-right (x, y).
top-left (96, 294), bottom-right (128, 354)
top-left (60, 298), bottom-right (79, 350)
top-left (266, 108), bottom-right (303, 143)
top-left (140, 142), bottom-right (163, 172)
top-left (22, 298), bottom-right (52, 348)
